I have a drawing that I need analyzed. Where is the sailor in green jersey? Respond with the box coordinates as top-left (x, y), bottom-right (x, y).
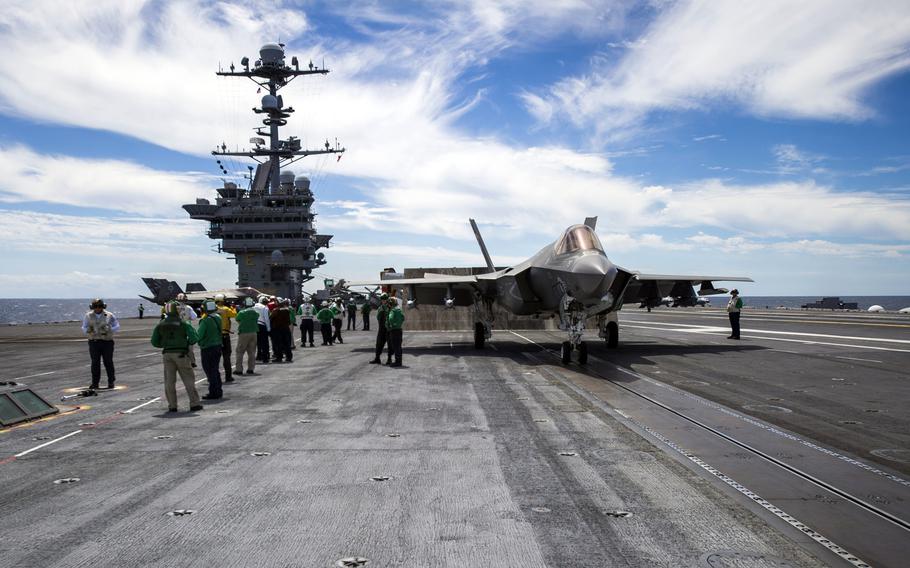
top-left (361, 300), bottom-right (372, 331)
top-left (234, 297), bottom-right (260, 375)
top-left (386, 297), bottom-right (405, 367)
top-left (197, 300), bottom-right (224, 399)
top-left (727, 289), bottom-right (744, 340)
top-left (369, 294), bottom-right (391, 365)
top-left (151, 302), bottom-right (202, 412)
top-left (316, 302), bottom-right (335, 345)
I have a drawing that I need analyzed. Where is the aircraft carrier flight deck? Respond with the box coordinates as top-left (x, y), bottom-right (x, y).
top-left (1, 307), bottom-right (908, 567)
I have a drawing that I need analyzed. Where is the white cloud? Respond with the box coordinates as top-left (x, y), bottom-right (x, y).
top-left (0, 145), bottom-right (217, 216)
top-left (525, 1), bottom-right (910, 137)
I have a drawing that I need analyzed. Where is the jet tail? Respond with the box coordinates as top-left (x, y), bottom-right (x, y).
top-left (469, 219), bottom-right (495, 272)
top-left (584, 216), bottom-right (597, 230)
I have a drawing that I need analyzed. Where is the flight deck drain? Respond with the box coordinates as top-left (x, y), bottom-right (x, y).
top-left (864, 409), bottom-right (881, 413)
top-left (604, 510), bottom-right (633, 518)
top-left (215, 410), bottom-right (230, 414)
top-left (297, 419), bottom-right (313, 423)
top-left (336, 558), bottom-right (369, 567)
top-left (154, 435), bottom-right (174, 440)
top-left (166, 509), bottom-right (196, 517)
top-left (559, 452), bottom-right (577, 457)
top-left (517, 397), bottom-right (529, 401)
top-left (530, 507), bottom-right (551, 513)
top-left (370, 476), bottom-right (391, 482)
top-left (533, 419), bottom-right (549, 423)
top-left (79, 422), bottom-right (96, 426)
top-left (54, 478), bottom-right (80, 484)
top-left (385, 433), bottom-right (400, 438)
top-left (425, 407), bottom-right (439, 411)
top-left (33, 436), bottom-right (51, 441)
top-left (839, 420), bottom-right (861, 425)
top-left (250, 452), bottom-right (271, 457)
top-left (136, 396), bottom-right (157, 401)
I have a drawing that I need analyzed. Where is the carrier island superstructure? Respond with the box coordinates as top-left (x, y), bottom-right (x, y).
top-left (183, 42), bottom-right (344, 301)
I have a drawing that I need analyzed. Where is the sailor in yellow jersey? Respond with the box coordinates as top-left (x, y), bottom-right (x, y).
top-left (213, 293), bottom-right (237, 382)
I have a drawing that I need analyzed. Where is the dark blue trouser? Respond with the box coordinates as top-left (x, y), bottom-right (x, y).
top-left (301, 320), bottom-right (314, 345)
top-left (729, 312), bottom-right (741, 338)
top-left (321, 322), bottom-right (333, 345)
top-left (88, 340), bottom-right (115, 386)
top-left (256, 324), bottom-right (270, 361)
top-left (201, 345), bottom-right (223, 396)
top-left (388, 329), bottom-right (403, 364)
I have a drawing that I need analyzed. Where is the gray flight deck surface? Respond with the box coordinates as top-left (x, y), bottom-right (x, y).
top-left (1, 308), bottom-right (908, 567)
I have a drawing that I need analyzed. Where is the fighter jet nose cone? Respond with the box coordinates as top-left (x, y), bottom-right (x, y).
top-left (568, 254), bottom-right (617, 300)
top-left (573, 253), bottom-right (610, 276)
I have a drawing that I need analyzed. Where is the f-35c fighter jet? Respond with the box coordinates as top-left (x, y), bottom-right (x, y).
top-left (351, 218), bottom-right (751, 364)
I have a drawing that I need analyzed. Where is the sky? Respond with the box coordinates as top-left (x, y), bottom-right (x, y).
top-left (1, 0), bottom-right (909, 298)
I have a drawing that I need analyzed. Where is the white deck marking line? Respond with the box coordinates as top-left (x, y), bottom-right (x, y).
top-left (122, 398), bottom-right (161, 413)
top-left (623, 319), bottom-right (910, 344)
top-left (14, 430), bottom-right (82, 457)
top-left (621, 324), bottom-right (910, 353)
top-left (9, 371), bottom-right (56, 381)
top-left (836, 356), bottom-right (884, 363)
top-left (133, 353), bottom-right (158, 358)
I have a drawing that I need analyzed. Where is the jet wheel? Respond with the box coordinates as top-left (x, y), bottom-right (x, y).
top-left (578, 341), bottom-right (588, 364)
top-left (561, 341), bottom-right (572, 364)
top-left (474, 322), bottom-right (485, 349)
top-left (605, 322), bottom-right (619, 349)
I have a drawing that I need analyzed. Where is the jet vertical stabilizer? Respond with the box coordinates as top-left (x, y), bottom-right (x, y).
top-left (469, 219), bottom-right (495, 273)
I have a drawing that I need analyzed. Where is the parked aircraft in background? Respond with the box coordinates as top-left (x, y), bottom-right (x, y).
top-left (140, 278), bottom-right (261, 306)
top-left (350, 218), bottom-right (751, 364)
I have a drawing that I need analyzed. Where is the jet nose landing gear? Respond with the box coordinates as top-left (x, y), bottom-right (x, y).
top-left (561, 340), bottom-right (588, 364)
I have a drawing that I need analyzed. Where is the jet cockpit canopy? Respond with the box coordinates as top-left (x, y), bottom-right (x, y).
top-left (554, 224), bottom-right (604, 255)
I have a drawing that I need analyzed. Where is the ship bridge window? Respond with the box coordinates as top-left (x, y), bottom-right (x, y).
top-left (554, 225), bottom-right (604, 255)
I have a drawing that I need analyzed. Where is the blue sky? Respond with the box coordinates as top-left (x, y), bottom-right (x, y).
top-left (1, 0), bottom-right (909, 298)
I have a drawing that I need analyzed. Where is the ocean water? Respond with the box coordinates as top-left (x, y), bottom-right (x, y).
top-left (734, 296), bottom-right (910, 311)
top-left (1, 296), bottom-right (908, 325)
top-left (0, 298), bottom-right (152, 325)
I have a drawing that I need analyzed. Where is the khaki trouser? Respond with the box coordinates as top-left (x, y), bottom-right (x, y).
top-left (163, 351), bottom-right (200, 410)
top-left (235, 332), bottom-right (257, 374)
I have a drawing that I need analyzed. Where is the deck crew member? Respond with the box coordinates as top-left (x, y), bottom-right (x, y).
top-left (331, 299), bottom-right (344, 344)
top-left (138, 303), bottom-right (145, 319)
top-left (214, 294), bottom-right (237, 382)
top-left (727, 289), bottom-right (743, 340)
top-left (289, 301), bottom-right (298, 350)
top-left (270, 298), bottom-right (293, 363)
top-left (361, 300), bottom-right (371, 331)
top-left (386, 297), bottom-right (405, 367)
top-left (369, 294), bottom-right (390, 365)
top-left (81, 298), bottom-right (120, 389)
top-left (175, 293), bottom-right (198, 368)
top-left (316, 301), bottom-right (335, 345)
top-left (254, 296), bottom-right (272, 363)
top-left (298, 298), bottom-right (316, 347)
top-left (234, 297), bottom-right (259, 375)
top-left (151, 302), bottom-right (203, 412)
top-left (346, 299), bottom-right (357, 330)
top-left (197, 299), bottom-right (224, 400)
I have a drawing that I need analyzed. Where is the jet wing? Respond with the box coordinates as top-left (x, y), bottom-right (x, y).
top-left (623, 273), bottom-right (753, 304)
top-left (348, 273), bottom-right (498, 306)
top-left (347, 274), bottom-right (481, 287)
